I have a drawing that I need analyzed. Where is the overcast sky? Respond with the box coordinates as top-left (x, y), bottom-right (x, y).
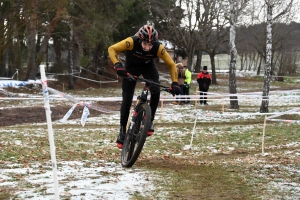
top-left (179, 0), bottom-right (300, 27)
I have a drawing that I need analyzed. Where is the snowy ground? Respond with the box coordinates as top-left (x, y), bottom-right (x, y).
top-left (1, 71), bottom-right (300, 199)
top-left (1, 161), bottom-right (155, 199)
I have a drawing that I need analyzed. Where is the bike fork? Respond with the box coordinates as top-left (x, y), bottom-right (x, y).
top-left (127, 109), bottom-right (138, 135)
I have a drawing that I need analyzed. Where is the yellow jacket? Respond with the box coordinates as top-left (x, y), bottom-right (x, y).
top-left (108, 36), bottom-right (178, 82)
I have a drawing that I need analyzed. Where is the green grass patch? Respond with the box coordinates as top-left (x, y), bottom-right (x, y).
top-left (138, 159), bottom-right (260, 200)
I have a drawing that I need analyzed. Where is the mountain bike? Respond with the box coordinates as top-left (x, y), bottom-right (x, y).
top-left (121, 74), bottom-right (172, 168)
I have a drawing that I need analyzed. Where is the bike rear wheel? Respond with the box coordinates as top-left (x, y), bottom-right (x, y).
top-left (121, 103), bottom-right (151, 168)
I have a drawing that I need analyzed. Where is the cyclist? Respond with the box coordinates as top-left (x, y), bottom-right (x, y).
top-left (108, 25), bottom-right (181, 149)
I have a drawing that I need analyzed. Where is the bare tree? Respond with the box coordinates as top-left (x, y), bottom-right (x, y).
top-left (21, 0), bottom-right (67, 80)
top-left (0, 1), bottom-right (18, 77)
top-left (150, 0), bottom-right (229, 76)
top-left (149, 0), bottom-right (201, 71)
top-left (24, 1), bottom-right (38, 80)
top-left (68, 6), bottom-right (74, 90)
top-left (228, 0), bottom-right (239, 109)
top-left (260, 0), bottom-right (293, 113)
top-left (226, 0), bottom-right (250, 109)
top-left (198, 0), bottom-right (230, 84)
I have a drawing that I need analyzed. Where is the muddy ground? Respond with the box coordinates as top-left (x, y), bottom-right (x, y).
top-left (0, 103), bottom-right (120, 127)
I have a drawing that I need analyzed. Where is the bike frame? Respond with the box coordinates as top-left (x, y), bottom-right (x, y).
top-left (125, 75), bottom-right (170, 130)
top-left (121, 74), bottom-right (172, 167)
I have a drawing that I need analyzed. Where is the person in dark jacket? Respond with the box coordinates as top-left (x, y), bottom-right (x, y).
top-left (197, 66), bottom-right (212, 105)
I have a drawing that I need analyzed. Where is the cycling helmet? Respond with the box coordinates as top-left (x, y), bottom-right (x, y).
top-left (138, 25), bottom-right (158, 43)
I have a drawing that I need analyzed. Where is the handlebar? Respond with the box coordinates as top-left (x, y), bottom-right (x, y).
top-left (126, 73), bottom-right (172, 93)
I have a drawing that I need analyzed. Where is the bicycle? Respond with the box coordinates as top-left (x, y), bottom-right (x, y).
top-left (121, 74), bottom-right (172, 168)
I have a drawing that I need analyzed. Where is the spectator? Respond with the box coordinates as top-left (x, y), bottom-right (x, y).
top-left (183, 65), bottom-right (192, 104)
top-left (197, 66), bottom-right (212, 105)
top-left (172, 63), bottom-right (186, 105)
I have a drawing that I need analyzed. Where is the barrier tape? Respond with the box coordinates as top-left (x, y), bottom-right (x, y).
top-left (46, 87), bottom-right (117, 126)
top-left (1, 79), bottom-right (300, 125)
top-left (0, 80), bottom-right (41, 87)
top-left (267, 119), bottom-right (300, 124)
top-left (266, 108), bottom-right (300, 120)
top-left (80, 66), bottom-right (118, 81)
top-left (81, 106), bottom-right (90, 127)
top-left (47, 87), bottom-right (118, 114)
top-left (72, 75), bottom-right (118, 83)
top-left (59, 104), bottom-right (77, 123)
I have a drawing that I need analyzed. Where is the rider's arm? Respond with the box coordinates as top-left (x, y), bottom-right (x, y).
top-left (108, 37), bottom-right (134, 64)
top-left (157, 44), bottom-right (178, 82)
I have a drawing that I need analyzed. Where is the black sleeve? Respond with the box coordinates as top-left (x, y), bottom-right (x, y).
top-left (208, 79), bottom-right (212, 86)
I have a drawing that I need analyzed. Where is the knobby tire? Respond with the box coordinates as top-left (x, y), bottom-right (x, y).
top-left (121, 103), bottom-right (151, 168)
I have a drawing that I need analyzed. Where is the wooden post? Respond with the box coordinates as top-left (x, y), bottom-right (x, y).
top-left (160, 98), bottom-right (164, 120)
top-left (222, 92), bottom-right (224, 113)
top-left (194, 87), bottom-right (198, 108)
top-left (262, 116), bottom-right (267, 155)
top-left (190, 113), bottom-right (198, 148)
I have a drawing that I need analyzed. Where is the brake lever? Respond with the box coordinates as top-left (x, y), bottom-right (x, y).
top-left (126, 73), bottom-right (136, 81)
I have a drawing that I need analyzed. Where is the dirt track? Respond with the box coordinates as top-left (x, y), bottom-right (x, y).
top-left (0, 102), bottom-right (120, 127)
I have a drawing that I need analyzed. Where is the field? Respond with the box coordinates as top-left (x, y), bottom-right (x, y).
top-left (0, 71), bottom-right (300, 200)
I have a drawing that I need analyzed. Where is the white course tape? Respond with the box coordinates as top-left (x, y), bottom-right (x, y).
top-left (81, 105), bottom-right (90, 127)
top-left (59, 104), bottom-right (77, 123)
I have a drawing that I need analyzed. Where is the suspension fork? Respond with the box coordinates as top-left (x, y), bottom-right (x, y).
top-left (126, 86), bottom-right (149, 135)
top-left (126, 99), bottom-right (139, 132)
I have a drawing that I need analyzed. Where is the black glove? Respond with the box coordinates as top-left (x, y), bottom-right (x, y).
top-left (171, 82), bottom-right (181, 96)
top-left (114, 62), bottom-right (127, 77)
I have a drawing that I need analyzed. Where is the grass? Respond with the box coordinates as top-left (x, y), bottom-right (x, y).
top-left (1, 73), bottom-right (300, 199)
top-left (139, 160), bottom-right (259, 199)
top-left (1, 114), bottom-right (299, 199)
top-left (0, 189), bottom-right (15, 200)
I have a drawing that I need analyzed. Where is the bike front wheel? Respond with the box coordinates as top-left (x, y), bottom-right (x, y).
top-left (121, 103), bottom-right (151, 168)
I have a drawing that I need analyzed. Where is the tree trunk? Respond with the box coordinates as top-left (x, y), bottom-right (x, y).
top-left (228, 0), bottom-right (239, 109)
top-left (187, 46), bottom-right (195, 71)
top-left (195, 50), bottom-right (202, 73)
top-left (240, 54), bottom-right (244, 71)
top-left (253, 53), bottom-right (258, 71)
top-left (209, 53), bottom-right (217, 85)
top-left (257, 55), bottom-right (262, 75)
top-left (68, 19), bottom-right (74, 90)
top-left (53, 35), bottom-right (62, 66)
top-left (25, 0), bottom-right (64, 80)
top-left (248, 53), bottom-right (253, 71)
top-left (260, 2), bottom-right (273, 113)
top-left (93, 44), bottom-right (101, 70)
top-left (74, 42), bottom-right (80, 71)
top-left (243, 54), bottom-right (247, 71)
top-left (25, 1), bottom-right (37, 80)
top-left (0, 15), bottom-right (5, 77)
top-left (0, 50), bottom-right (5, 77)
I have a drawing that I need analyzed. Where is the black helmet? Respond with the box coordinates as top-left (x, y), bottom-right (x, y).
top-left (138, 25), bottom-right (158, 43)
